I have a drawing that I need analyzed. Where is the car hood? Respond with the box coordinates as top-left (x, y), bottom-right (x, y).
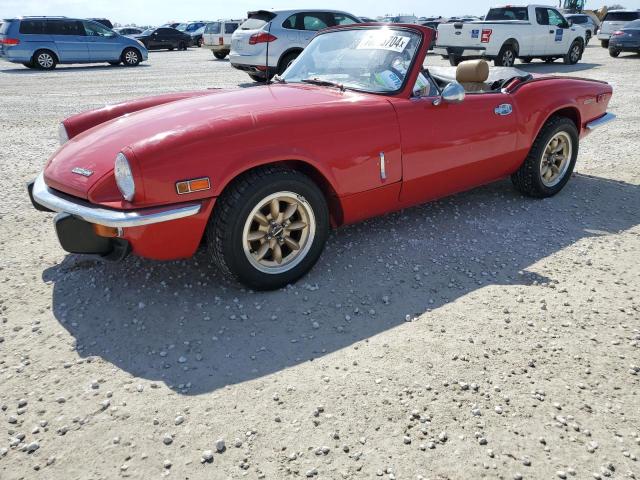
top-left (43, 84), bottom-right (379, 201)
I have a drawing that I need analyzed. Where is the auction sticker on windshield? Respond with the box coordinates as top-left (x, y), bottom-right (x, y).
top-left (357, 33), bottom-right (410, 52)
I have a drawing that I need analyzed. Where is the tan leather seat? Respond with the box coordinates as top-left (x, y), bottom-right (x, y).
top-left (456, 59), bottom-right (490, 93)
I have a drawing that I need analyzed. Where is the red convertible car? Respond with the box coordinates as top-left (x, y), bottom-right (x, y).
top-left (28, 24), bottom-right (615, 290)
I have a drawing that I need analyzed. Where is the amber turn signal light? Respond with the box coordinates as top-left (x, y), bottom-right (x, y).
top-left (176, 177), bottom-right (211, 195)
top-left (93, 224), bottom-right (121, 238)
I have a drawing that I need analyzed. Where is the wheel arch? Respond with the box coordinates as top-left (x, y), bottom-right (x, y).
top-left (32, 48), bottom-right (59, 63)
top-left (542, 106), bottom-right (582, 136)
top-left (277, 47), bottom-right (303, 71)
top-left (502, 38), bottom-right (520, 55)
top-left (121, 46), bottom-right (142, 61)
top-left (214, 160), bottom-right (344, 228)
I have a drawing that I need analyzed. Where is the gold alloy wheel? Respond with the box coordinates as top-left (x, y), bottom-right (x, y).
top-left (242, 192), bottom-right (316, 274)
top-left (540, 132), bottom-right (572, 187)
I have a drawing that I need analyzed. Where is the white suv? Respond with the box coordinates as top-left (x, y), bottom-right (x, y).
top-left (203, 19), bottom-right (243, 59)
top-left (229, 9), bottom-right (361, 82)
top-left (598, 10), bottom-right (640, 48)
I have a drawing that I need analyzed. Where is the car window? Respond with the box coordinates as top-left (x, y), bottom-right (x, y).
top-left (158, 28), bottom-right (175, 35)
top-left (176, 23), bottom-right (187, 31)
top-left (547, 9), bottom-right (566, 27)
top-left (0, 21), bottom-right (10, 35)
top-left (83, 21), bottom-right (114, 37)
top-left (225, 23), bottom-right (239, 34)
top-left (569, 15), bottom-right (587, 24)
top-left (206, 22), bottom-right (221, 34)
top-left (141, 28), bottom-right (154, 35)
top-left (46, 20), bottom-right (85, 35)
top-left (333, 14), bottom-right (359, 25)
top-left (486, 7), bottom-right (529, 21)
top-left (604, 12), bottom-right (640, 22)
top-left (19, 20), bottom-right (47, 34)
top-left (282, 14), bottom-right (297, 30)
top-left (536, 8), bottom-right (549, 25)
top-left (186, 23), bottom-right (203, 32)
top-left (240, 11), bottom-right (276, 30)
top-left (302, 13), bottom-right (332, 31)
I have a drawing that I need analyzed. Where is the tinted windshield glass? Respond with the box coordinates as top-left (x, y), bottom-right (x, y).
top-left (568, 15), bottom-right (587, 23)
top-left (605, 12), bottom-right (640, 22)
top-left (626, 19), bottom-right (640, 28)
top-left (205, 22), bottom-right (221, 34)
top-left (141, 28), bottom-right (154, 35)
top-left (176, 23), bottom-right (187, 31)
top-left (486, 7), bottom-right (529, 21)
top-left (282, 28), bottom-right (421, 94)
top-left (240, 12), bottom-right (276, 30)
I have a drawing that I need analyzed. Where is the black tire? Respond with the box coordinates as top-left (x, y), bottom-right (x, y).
top-left (121, 47), bottom-right (141, 66)
top-left (168, 47), bottom-right (175, 51)
top-left (213, 51), bottom-right (228, 60)
top-left (108, 61), bottom-right (121, 66)
top-left (495, 44), bottom-right (516, 67)
top-left (601, 40), bottom-right (609, 48)
top-left (198, 37), bottom-right (204, 47)
top-left (179, 41), bottom-right (187, 51)
top-left (22, 61), bottom-right (35, 69)
top-left (33, 49), bottom-right (57, 70)
top-left (585, 31), bottom-right (592, 44)
top-left (207, 166), bottom-right (330, 290)
top-left (278, 51), bottom-right (300, 75)
top-left (248, 73), bottom-right (267, 83)
top-left (609, 48), bottom-right (621, 57)
top-left (511, 116), bottom-right (579, 198)
top-left (544, 57), bottom-right (556, 63)
top-left (564, 40), bottom-right (583, 65)
top-left (521, 57), bottom-right (532, 64)
top-left (448, 55), bottom-right (462, 66)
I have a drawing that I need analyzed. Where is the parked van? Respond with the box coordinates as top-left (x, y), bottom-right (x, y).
top-left (203, 19), bottom-right (242, 59)
top-left (0, 17), bottom-right (148, 69)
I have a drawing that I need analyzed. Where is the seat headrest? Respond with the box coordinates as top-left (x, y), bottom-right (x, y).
top-left (456, 59), bottom-right (489, 83)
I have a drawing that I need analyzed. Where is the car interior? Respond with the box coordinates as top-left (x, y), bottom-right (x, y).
top-left (424, 59), bottom-right (533, 95)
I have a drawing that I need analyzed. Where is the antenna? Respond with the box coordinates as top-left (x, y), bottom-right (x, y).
top-left (265, 20), bottom-right (273, 84)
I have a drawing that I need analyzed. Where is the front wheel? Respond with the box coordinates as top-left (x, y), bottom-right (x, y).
top-left (213, 51), bottom-right (228, 59)
top-left (511, 117), bottom-right (579, 198)
top-left (564, 40), bottom-right (583, 65)
top-left (609, 48), bottom-right (621, 57)
top-left (121, 48), bottom-right (141, 66)
top-left (179, 41), bottom-right (187, 51)
top-left (601, 40), bottom-right (609, 48)
top-left (207, 167), bottom-right (329, 290)
top-left (33, 50), bottom-right (57, 70)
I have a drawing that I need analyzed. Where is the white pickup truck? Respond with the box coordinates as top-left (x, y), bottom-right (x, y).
top-left (434, 5), bottom-right (586, 67)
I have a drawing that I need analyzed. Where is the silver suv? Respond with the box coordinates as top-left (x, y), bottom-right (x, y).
top-left (229, 9), bottom-right (361, 82)
top-left (598, 10), bottom-right (640, 47)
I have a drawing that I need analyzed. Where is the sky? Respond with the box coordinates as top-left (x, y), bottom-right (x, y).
top-left (2, 0), bottom-right (640, 26)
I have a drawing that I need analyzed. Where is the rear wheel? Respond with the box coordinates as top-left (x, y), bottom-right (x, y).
top-left (448, 55), bottom-right (462, 66)
top-left (609, 48), bottom-right (621, 57)
top-left (601, 40), bottom-right (609, 48)
top-left (544, 57), bottom-right (556, 63)
top-left (564, 40), bottom-right (583, 65)
top-left (213, 51), bottom-right (228, 59)
top-left (121, 48), bottom-right (141, 66)
top-left (278, 51), bottom-right (300, 75)
top-left (108, 61), bottom-right (121, 66)
top-left (495, 45), bottom-right (516, 67)
top-left (207, 166), bottom-right (329, 290)
top-left (248, 73), bottom-right (267, 82)
top-left (33, 50), bottom-right (57, 70)
top-left (198, 37), bottom-right (204, 47)
top-left (511, 117), bottom-right (578, 198)
top-left (22, 61), bottom-right (36, 69)
top-left (179, 41), bottom-right (187, 51)
top-left (521, 57), bottom-right (532, 64)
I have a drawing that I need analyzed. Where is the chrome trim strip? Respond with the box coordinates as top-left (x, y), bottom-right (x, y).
top-left (586, 112), bottom-right (616, 131)
top-left (31, 173), bottom-right (202, 228)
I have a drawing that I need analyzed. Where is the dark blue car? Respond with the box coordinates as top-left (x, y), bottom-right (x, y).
top-left (609, 19), bottom-right (640, 57)
top-left (0, 16), bottom-right (148, 69)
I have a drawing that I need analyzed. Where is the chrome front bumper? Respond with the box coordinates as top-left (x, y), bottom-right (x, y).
top-left (30, 172), bottom-right (202, 228)
top-left (585, 112), bottom-right (616, 132)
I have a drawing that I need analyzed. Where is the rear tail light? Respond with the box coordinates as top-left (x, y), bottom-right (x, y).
top-left (481, 29), bottom-right (493, 43)
top-left (612, 30), bottom-right (625, 36)
top-left (249, 32), bottom-right (277, 45)
top-left (218, 36), bottom-right (224, 45)
top-left (0, 38), bottom-right (20, 46)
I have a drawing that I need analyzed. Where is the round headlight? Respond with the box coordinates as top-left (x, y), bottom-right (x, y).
top-left (58, 122), bottom-right (69, 145)
top-left (114, 152), bottom-right (136, 201)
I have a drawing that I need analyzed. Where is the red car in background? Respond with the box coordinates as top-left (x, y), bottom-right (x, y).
top-left (28, 24), bottom-right (615, 290)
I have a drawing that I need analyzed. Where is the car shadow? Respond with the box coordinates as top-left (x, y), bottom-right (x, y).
top-left (42, 173), bottom-right (640, 395)
top-left (0, 63), bottom-right (151, 74)
top-left (517, 61), bottom-right (602, 73)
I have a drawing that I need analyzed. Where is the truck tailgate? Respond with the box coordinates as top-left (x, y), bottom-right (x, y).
top-left (437, 20), bottom-right (528, 47)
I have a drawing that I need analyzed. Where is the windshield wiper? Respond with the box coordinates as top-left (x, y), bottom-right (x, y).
top-left (300, 78), bottom-right (345, 92)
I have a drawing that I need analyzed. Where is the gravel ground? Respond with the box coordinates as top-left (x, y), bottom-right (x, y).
top-left (0, 45), bottom-right (639, 480)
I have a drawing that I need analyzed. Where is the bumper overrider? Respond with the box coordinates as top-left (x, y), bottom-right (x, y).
top-left (27, 172), bottom-right (202, 260)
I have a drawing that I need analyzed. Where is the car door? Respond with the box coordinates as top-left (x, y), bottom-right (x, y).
top-left (394, 79), bottom-right (520, 206)
top-left (532, 8), bottom-right (553, 54)
top-left (158, 28), bottom-right (176, 48)
top-left (545, 8), bottom-right (572, 55)
top-left (82, 20), bottom-right (119, 61)
top-left (46, 19), bottom-right (89, 62)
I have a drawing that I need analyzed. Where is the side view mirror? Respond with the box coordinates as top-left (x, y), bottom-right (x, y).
top-left (433, 81), bottom-right (465, 105)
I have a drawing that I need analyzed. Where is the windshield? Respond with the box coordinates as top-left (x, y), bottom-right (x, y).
top-left (176, 23), bottom-right (187, 31)
top-left (141, 28), bottom-right (154, 35)
top-left (240, 12), bottom-right (276, 30)
top-left (281, 28), bottom-right (422, 94)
